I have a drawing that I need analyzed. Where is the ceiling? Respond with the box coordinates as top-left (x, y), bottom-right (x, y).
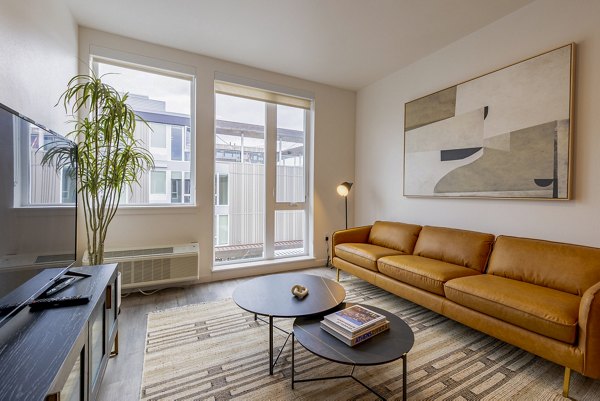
top-left (63, 0), bottom-right (533, 91)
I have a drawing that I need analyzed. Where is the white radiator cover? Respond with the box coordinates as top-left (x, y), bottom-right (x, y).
top-left (83, 243), bottom-right (199, 289)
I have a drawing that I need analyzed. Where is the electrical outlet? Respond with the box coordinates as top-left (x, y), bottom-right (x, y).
top-left (325, 232), bottom-right (330, 242)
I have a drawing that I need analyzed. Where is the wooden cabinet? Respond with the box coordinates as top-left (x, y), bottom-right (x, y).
top-left (0, 264), bottom-right (118, 401)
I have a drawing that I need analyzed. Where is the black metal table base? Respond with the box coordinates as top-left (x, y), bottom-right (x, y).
top-left (233, 274), bottom-right (346, 377)
top-left (291, 333), bottom-right (407, 401)
top-left (254, 313), bottom-right (292, 375)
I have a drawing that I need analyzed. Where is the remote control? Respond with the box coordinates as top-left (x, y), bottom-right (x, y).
top-left (45, 277), bottom-right (77, 296)
top-left (29, 295), bottom-right (90, 310)
top-left (0, 303), bottom-right (21, 314)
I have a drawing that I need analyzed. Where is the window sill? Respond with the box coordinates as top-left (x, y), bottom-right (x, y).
top-left (212, 255), bottom-right (319, 273)
top-left (115, 204), bottom-right (198, 215)
top-left (13, 207), bottom-right (75, 216)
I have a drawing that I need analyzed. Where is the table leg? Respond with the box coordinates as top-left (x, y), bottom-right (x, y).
top-left (403, 354), bottom-right (407, 401)
top-left (255, 314), bottom-right (292, 375)
top-left (269, 315), bottom-right (274, 375)
top-left (291, 332), bottom-right (295, 389)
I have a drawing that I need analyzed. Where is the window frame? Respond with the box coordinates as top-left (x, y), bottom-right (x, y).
top-left (89, 47), bottom-right (197, 207)
top-left (212, 76), bottom-right (314, 266)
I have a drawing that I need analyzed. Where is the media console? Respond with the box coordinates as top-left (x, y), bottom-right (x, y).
top-left (0, 264), bottom-right (119, 401)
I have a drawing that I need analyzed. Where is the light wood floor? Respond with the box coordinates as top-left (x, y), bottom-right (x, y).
top-left (97, 266), bottom-right (337, 401)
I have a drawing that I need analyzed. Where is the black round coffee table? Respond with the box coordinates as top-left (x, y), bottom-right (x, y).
top-left (233, 273), bottom-right (345, 374)
top-left (292, 303), bottom-right (414, 400)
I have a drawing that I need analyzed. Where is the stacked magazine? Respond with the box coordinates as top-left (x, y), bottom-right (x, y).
top-left (321, 305), bottom-right (389, 346)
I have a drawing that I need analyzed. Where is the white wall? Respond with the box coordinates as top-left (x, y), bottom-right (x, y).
top-left (0, 0), bottom-right (78, 131)
top-left (356, 0), bottom-right (600, 247)
top-left (78, 28), bottom-right (356, 280)
top-left (0, 0), bottom-right (78, 296)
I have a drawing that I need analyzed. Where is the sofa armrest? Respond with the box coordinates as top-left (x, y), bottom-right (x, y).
top-left (578, 281), bottom-right (600, 378)
top-left (332, 225), bottom-right (372, 258)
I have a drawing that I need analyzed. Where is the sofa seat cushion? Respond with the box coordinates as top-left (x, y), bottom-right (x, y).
top-left (378, 255), bottom-right (481, 296)
top-left (445, 275), bottom-right (581, 344)
top-left (335, 243), bottom-right (403, 272)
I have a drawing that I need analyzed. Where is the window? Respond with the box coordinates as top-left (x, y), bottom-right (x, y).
top-left (30, 128), bottom-right (40, 149)
top-left (164, 171), bottom-right (191, 204)
top-left (92, 56), bottom-right (194, 205)
top-left (171, 171), bottom-right (182, 203)
top-left (185, 127), bottom-right (191, 162)
top-left (216, 215), bottom-right (229, 246)
top-left (43, 133), bottom-right (56, 147)
top-left (170, 126), bottom-right (183, 161)
top-left (61, 167), bottom-right (76, 204)
top-left (15, 123), bottom-right (74, 206)
top-left (215, 174), bottom-right (228, 206)
top-left (150, 122), bottom-right (167, 148)
top-left (213, 78), bottom-right (312, 266)
top-left (150, 171), bottom-right (166, 194)
top-left (276, 104), bottom-right (305, 203)
top-left (184, 173), bottom-right (191, 204)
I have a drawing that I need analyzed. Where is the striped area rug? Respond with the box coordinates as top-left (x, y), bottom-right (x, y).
top-left (140, 275), bottom-right (600, 400)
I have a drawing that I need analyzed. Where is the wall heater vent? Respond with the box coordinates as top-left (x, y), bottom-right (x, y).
top-left (83, 243), bottom-right (199, 289)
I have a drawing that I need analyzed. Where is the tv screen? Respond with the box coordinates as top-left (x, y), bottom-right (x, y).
top-left (0, 102), bottom-right (77, 298)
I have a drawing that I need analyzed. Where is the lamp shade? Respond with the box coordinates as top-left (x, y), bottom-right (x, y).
top-left (337, 182), bottom-right (353, 197)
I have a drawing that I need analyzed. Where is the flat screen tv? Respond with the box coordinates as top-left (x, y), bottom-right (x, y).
top-left (0, 102), bottom-right (77, 300)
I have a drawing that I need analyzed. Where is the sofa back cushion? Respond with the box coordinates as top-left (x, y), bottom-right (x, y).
top-left (413, 226), bottom-right (495, 272)
top-left (488, 236), bottom-right (600, 296)
top-left (368, 221), bottom-right (422, 254)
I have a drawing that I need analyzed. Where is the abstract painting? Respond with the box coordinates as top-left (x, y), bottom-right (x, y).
top-left (404, 44), bottom-right (574, 199)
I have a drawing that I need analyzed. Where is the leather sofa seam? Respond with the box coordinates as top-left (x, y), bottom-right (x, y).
top-left (378, 260), bottom-right (445, 286)
top-left (336, 249), bottom-right (378, 265)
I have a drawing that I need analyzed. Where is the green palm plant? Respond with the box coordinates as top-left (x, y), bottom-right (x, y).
top-left (42, 73), bottom-right (154, 265)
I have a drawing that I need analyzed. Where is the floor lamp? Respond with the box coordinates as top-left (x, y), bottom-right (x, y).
top-left (337, 182), bottom-right (353, 229)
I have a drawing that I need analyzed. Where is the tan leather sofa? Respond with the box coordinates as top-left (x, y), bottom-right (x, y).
top-left (332, 221), bottom-right (600, 397)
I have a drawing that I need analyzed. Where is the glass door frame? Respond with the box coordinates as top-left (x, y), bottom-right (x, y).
top-left (266, 104), bottom-right (310, 259)
top-left (213, 100), bottom-right (311, 266)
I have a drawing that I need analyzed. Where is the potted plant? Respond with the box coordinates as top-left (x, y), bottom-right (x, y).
top-left (42, 73), bottom-right (154, 265)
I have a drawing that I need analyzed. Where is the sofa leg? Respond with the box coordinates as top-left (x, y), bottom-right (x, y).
top-left (336, 268), bottom-right (340, 282)
top-left (563, 367), bottom-right (571, 398)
